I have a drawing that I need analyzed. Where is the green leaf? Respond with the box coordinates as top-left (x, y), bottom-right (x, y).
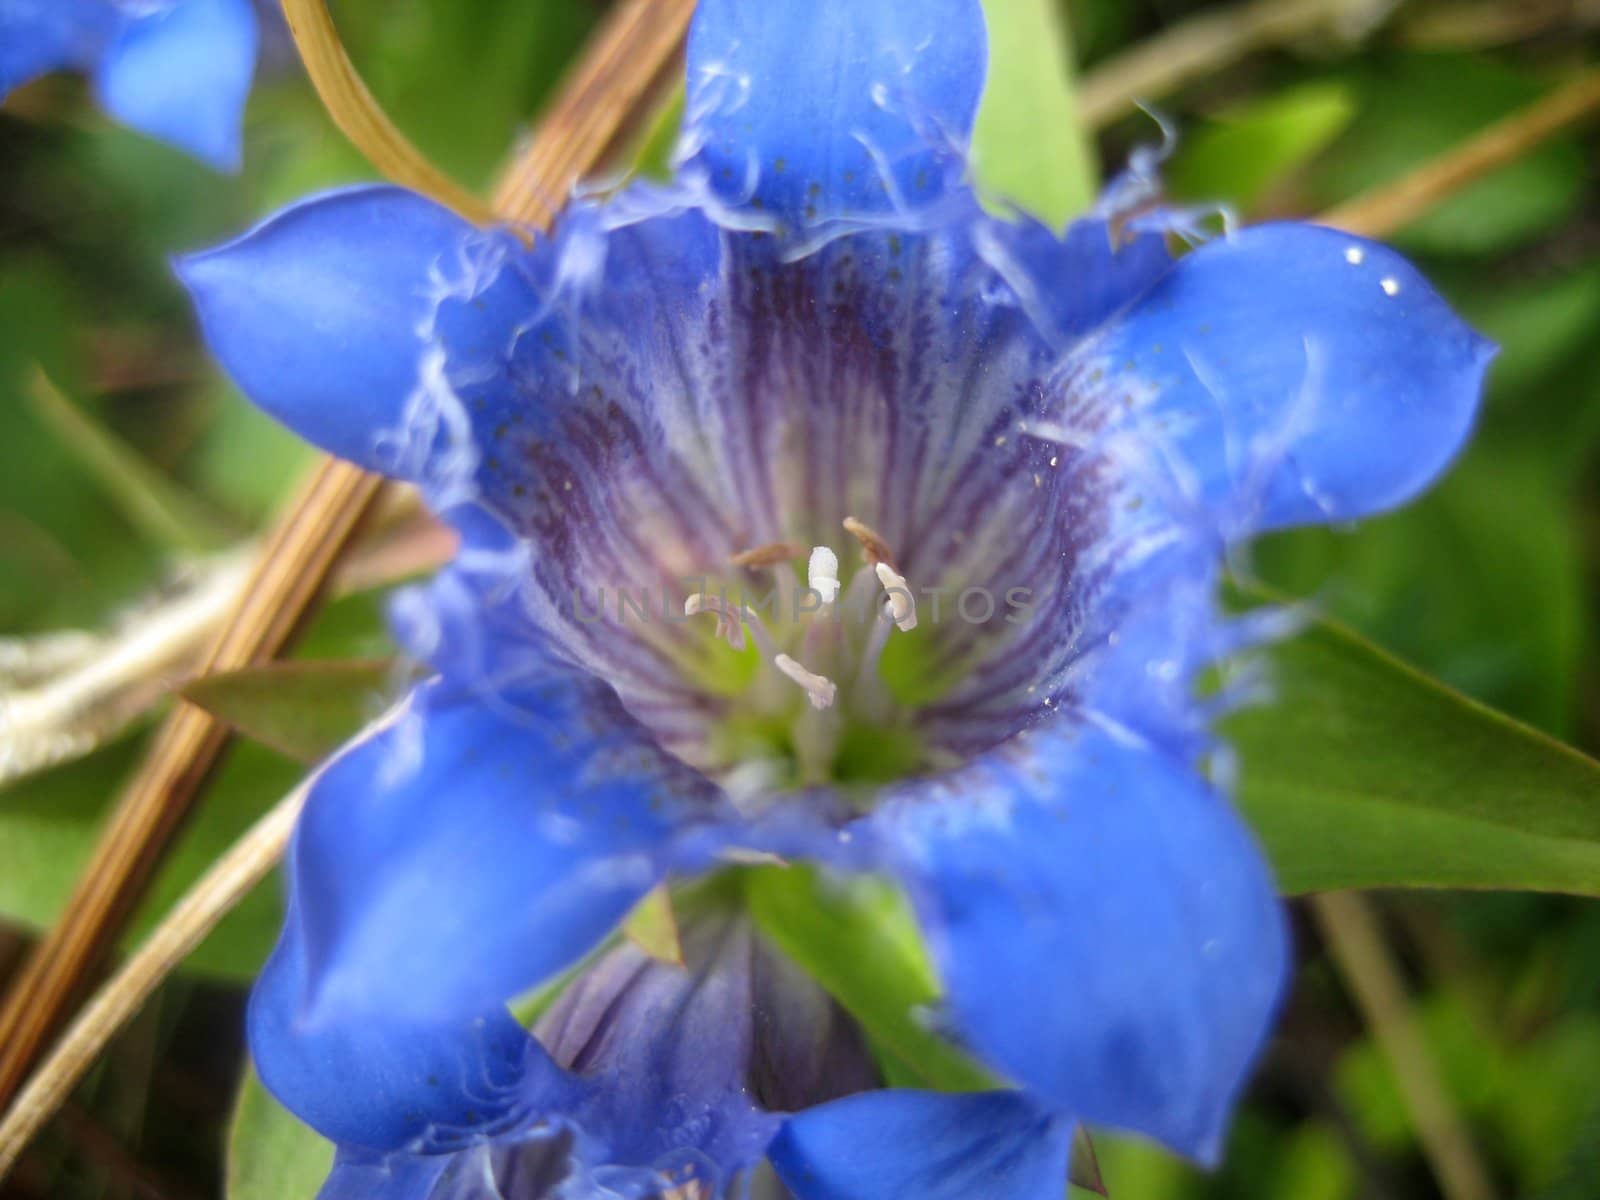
top-left (227, 1069), bottom-right (335, 1200)
top-left (632, 87), bottom-right (686, 182)
top-left (622, 884), bottom-right (684, 965)
top-left (972, 0), bottom-right (1098, 225)
top-left (746, 864), bottom-right (992, 1091)
top-left (1254, 445), bottom-right (1588, 735)
top-left (744, 866), bottom-right (1106, 1195)
top-left (1167, 82), bottom-right (1356, 212)
top-left (182, 659), bottom-right (397, 765)
top-left (1228, 594), bottom-right (1600, 895)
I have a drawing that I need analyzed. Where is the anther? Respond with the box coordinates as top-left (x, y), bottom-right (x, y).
top-left (773, 653), bottom-right (838, 710)
top-left (873, 562), bottom-right (918, 632)
top-left (841, 516), bottom-right (895, 567)
top-left (808, 546), bottom-right (840, 603)
top-left (731, 541), bottom-right (807, 569)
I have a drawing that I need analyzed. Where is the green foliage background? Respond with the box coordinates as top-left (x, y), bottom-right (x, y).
top-left (1, 1), bottom-right (1597, 1197)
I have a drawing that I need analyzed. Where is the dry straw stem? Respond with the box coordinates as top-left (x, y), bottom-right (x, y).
top-left (280, 0), bottom-right (496, 224)
top-left (0, 496), bottom-right (451, 791)
top-left (1320, 65), bottom-right (1600, 238)
top-left (1311, 893), bottom-right (1496, 1200)
top-left (1078, 0), bottom-right (1393, 129)
top-left (0, 459), bottom-right (382, 1110)
top-left (492, 0), bottom-right (695, 227)
top-left (0, 783), bottom-right (307, 1180)
top-left (0, 0), bottom-right (697, 1133)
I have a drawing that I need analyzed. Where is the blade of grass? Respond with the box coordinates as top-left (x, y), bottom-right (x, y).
top-left (23, 369), bottom-right (229, 554)
top-left (1311, 893), bottom-right (1495, 1200)
top-left (0, 778), bottom-right (308, 1179)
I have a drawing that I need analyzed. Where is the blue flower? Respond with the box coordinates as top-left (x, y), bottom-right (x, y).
top-left (297, 907), bottom-right (883, 1199)
top-left (178, 0), bottom-right (1493, 1194)
top-left (0, 0), bottom-right (263, 169)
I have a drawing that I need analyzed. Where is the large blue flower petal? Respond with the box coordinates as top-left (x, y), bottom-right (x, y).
top-left (1059, 222), bottom-right (1494, 535)
top-left (680, 0), bottom-right (986, 237)
top-left (285, 674), bottom-right (731, 1027)
top-left (250, 884), bottom-right (569, 1153)
top-left (94, 0), bottom-right (257, 169)
top-left (0, 0), bottom-right (118, 97)
top-left (176, 185), bottom-right (511, 473)
top-left (769, 1090), bottom-right (1072, 1200)
top-left (876, 725), bottom-right (1288, 1163)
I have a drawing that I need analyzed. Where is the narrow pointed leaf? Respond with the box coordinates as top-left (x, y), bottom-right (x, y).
top-left (622, 884), bottom-right (684, 965)
top-left (746, 865), bottom-right (990, 1091)
top-left (745, 866), bottom-right (1106, 1193)
top-left (1167, 82), bottom-right (1356, 211)
top-left (24, 368), bottom-right (231, 553)
top-left (182, 659), bottom-right (396, 764)
top-left (1229, 596), bottom-right (1600, 895)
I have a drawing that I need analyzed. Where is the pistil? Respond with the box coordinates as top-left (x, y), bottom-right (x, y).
top-left (686, 519), bottom-right (929, 786)
top-left (773, 653), bottom-right (838, 711)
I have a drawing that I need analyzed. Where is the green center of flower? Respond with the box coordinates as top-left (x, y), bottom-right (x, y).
top-left (677, 517), bottom-right (953, 802)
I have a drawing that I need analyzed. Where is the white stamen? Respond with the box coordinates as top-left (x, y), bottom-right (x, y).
top-left (808, 545), bottom-right (840, 603)
top-left (1380, 276), bottom-right (1401, 297)
top-left (1344, 246), bottom-right (1365, 265)
top-left (874, 562), bottom-right (918, 632)
top-left (773, 653), bottom-right (838, 710)
top-left (684, 594), bottom-right (745, 650)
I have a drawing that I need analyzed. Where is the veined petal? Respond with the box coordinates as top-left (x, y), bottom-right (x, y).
top-left (876, 724), bottom-right (1288, 1163)
top-left (531, 918), bottom-right (820, 1195)
top-left (250, 892), bottom-right (568, 1153)
top-left (769, 1090), bottom-right (1072, 1200)
top-left (679, 0), bottom-right (986, 237)
top-left (94, 0), bottom-right (257, 169)
top-left (0, 0), bottom-right (118, 96)
top-left (176, 185), bottom-right (510, 473)
top-left (286, 675), bottom-right (730, 1026)
top-left (1057, 222), bottom-right (1494, 535)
